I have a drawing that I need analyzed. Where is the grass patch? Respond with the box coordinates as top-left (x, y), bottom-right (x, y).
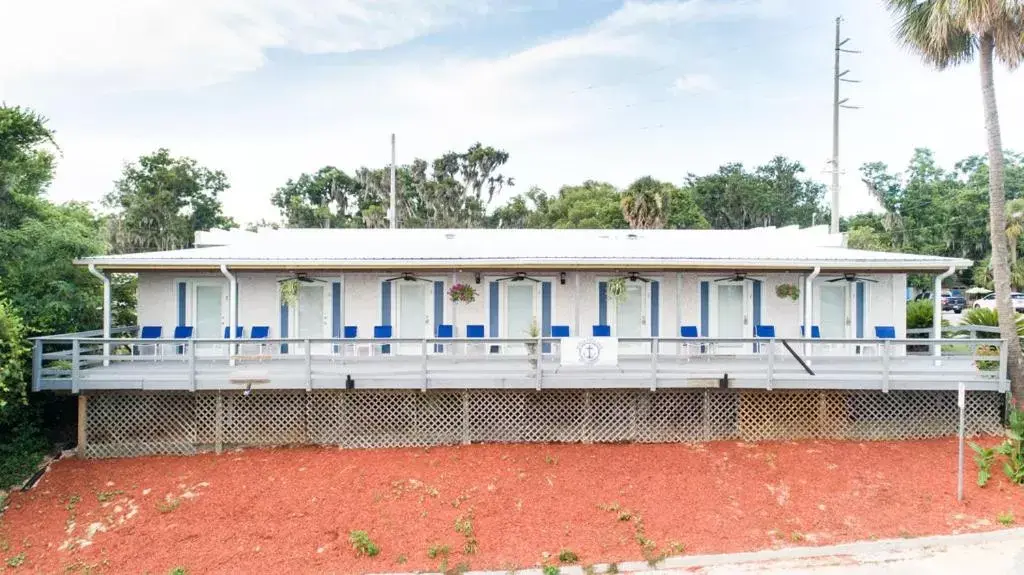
top-left (427, 543), bottom-right (450, 559)
top-left (542, 565), bottom-right (559, 575)
top-left (155, 497), bottom-right (181, 513)
top-left (454, 510), bottom-right (478, 555)
top-left (168, 568), bottom-right (187, 575)
top-left (6, 552), bottom-right (26, 567)
top-left (606, 562), bottom-right (619, 574)
top-left (557, 549), bottom-right (578, 564)
top-left (348, 530), bottom-right (380, 557)
top-left (998, 511), bottom-right (1016, 526)
top-left (96, 490), bottom-right (123, 503)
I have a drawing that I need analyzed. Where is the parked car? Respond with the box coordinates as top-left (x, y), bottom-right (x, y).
top-left (914, 291), bottom-right (965, 313)
top-left (941, 291), bottom-right (966, 313)
top-left (973, 292), bottom-right (1024, 313)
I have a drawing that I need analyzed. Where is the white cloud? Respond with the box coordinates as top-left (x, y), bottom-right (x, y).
top-left (672, 74), bottom-right (718, 93)
top-left (0, 0), bottom-right (484, 90)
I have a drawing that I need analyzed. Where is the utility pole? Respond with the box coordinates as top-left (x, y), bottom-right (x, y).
top-left (830, 16), bottom-right (860, 234)
top-left (390, 133), bottom-right (397, 229)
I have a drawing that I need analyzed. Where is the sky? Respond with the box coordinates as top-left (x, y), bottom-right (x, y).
top-left (2, 0), bottom-right (1023, 226)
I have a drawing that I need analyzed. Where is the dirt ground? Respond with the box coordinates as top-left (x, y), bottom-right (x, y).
top-left (1, 438), bottom-right (1022, 574)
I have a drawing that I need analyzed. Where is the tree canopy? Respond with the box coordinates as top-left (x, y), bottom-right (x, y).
top-left (104, 149), bottom-right (236, 253)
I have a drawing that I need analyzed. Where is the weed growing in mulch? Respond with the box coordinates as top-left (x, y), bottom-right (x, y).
top-left (348, 530), bottom-right (380, 557)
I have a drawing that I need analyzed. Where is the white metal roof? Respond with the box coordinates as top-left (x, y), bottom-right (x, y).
top-left (78, 227), bottom-right (971, 271)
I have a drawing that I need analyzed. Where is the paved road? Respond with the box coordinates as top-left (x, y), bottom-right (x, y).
top-left (649, 530), bottom-right (1024, 575)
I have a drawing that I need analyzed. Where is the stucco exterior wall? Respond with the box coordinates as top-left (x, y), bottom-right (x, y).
top-left (134, 270), bottom-right (910, 344)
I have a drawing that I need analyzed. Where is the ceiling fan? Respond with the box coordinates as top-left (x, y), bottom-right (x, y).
top-left (277, 272), bottom-right (327, 284)
top-left (495, 271), bottom-right (541, 283)
top-left (624, 271), bottom-right (652, 283)
top-left (383, 272), bottom-right (432, 283)
top-left (714, 272), bottom-right (748, 283)
top-left (827, 273), bottom-right (878, 284)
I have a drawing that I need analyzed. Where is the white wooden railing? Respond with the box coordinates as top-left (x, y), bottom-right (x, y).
top-left (32, 327), bottom-right (1009, 394)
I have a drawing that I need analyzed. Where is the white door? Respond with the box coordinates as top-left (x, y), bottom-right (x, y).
top-left (715, 282), bottom-right (748, 354)
top-left (193, 283), bottom-right (224, 357)
top-left (294, 284), bottom-right (328, 355)
top-left (505, 283), bottom-right (537, 355)
top-left (818, 283), bottom-right (851, 354)
top-left (396, 282), bottom-right (430, 355)
top-left (612, 282), bottom-right (648, 354)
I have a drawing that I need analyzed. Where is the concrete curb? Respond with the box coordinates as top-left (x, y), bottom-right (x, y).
top-left (371, 528), bottom-right (1024, 575)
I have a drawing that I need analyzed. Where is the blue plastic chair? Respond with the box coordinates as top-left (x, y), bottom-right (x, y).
top-left (250, 325), bottom-right (270, 356)
top-left (551, 325), bottom-right (570, 338)
top-left (172, 325), bottom-right (194, 356)
top-left (754, 324), bottom-right (775, 355)
top-left (592, 325), bottom-right (611, 337)
top-left (875, 326), bottom-right (896, 339)
top-left (343, 325), bottom-right (358, 339)
top-left (800, 325), bottom-right (822, 339)
top-left (465, 324), bottom-right (486, 354)
top-left (223, 326), bottom-right (244, 338)
top-left (341, 325), bottom-right (364, 356)
top-left (679, 325), bottom-right (704, 358)
top-left (435, 324), bottom-right (454, 353)
top-left (133, 326), bottom-right (163, 357)
top-left (373, 325), bottom-right (392, 355)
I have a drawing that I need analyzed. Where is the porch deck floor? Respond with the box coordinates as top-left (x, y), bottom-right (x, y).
top-left (43, 351), bottom-right (996, 392)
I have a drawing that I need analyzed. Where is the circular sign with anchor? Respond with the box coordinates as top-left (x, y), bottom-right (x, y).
top-left (576, 338), bottom-right (603, 365)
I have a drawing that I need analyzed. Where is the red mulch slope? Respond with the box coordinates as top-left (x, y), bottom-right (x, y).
top-left (1, 439), bottom-right (1022, 574)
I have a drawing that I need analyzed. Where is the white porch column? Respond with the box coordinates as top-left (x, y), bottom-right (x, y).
top-left (574, 271), bottom-right (581, 336)
top-left (804, 266), bottom-right (820, 356)
top-left (220, 265), bottom-right (237, 366)
top-left (934, 266), bottom-right (956, 358)
top-left (87, 264), bottom-right (111, 366)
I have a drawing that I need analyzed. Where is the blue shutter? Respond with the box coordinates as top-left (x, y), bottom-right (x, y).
top-left (650, 280), bottom-right (660, 337)
top-left (598, 281), bottom-right (608, 327)
top-left (331, 281), bottom-right (341, 353)
top-left (381, 281), bottom-right (392, 326)
top-left (856, 282), bottom-right (865, 338)
top-left (279, 297), bottom-right (289, 354)
top-left (488, 281), bottom-right (500, 353)
top-left (177, 281), bottom-right (187, 327)
top-left (433, 281), bottom-right (444, 353)
top-left (699, 281), bottom-right (710, 337)
top-left (541, 281), bottom-right (552, 353)
top-left (752, 279), bottom-right (762, 352)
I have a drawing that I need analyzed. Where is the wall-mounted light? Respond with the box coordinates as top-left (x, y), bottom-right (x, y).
top-left (559, 272), bottom-right (566, 285)
top-left (474, 272), bottom-right (481, 284)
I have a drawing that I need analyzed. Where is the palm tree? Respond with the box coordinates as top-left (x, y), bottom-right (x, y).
top-left (885, 0), bottom-right (1024, 399)
top-left (1006, 197), bottom-right (1024, 261)
top-left (621, 176), bottom-right (668, 229)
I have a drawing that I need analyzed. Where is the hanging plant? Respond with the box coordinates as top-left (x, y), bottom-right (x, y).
top-left (448, 283), bottom-right (477, 304)
top-left (607, 277), bottom-right (628, 304)
top-left (776, 283), bottom-right (800, 301)
top-left (280, 278), bottom-right (300, 306)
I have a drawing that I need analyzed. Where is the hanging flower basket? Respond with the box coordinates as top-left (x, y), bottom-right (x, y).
top-left (776, 283), bottom-right (800, 301)
top-left (448, 283), bottom-right (477, 304)
top-left (280, 278), bottom-right (300, 306)
top-left (607, 277), bottom-right (628, 304)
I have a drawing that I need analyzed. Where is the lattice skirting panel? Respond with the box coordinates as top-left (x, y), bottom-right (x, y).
top-left (81, 389), bottom-right (1007, 458)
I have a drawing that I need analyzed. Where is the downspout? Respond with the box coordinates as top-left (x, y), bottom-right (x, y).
top-left (934, 265), bottom-right (956, 359)
top-left (88, 264), bottom-right (111, 367)
top-left (220, 265), bottom-right (237, 366)
top-left (804, 266), bottom-right (821, 356)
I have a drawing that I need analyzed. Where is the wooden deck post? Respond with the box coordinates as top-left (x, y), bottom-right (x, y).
top-left (461, 391), bottom-right (470, 445)
top-left (214, 393), bottom-right (224, 454)
top-left (32, 340), bottom-right (42, 393)
top-left (76, 394), bottom-right (87, 457)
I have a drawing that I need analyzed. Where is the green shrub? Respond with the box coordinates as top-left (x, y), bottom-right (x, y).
top-left (558, 549), bottom-right (578, 564)
top-left (970, 442), bottom-right (997, 486)
top-left (997, 409), bottom-right (1024, 484)
top-left (961, 307), bottom-right (1024, 336)
top-left (0, 408), bottom-right (46, 489)
top-left (348, 530), bottom-right (380, 557)
top-left (0, 299), bottom-right (29, 426)
top-left (906, 299), bottom-right (936, 330)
